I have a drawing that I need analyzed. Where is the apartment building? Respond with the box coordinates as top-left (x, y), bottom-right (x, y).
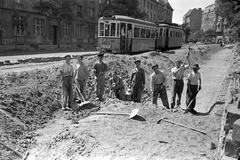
top-left (183, 8), bottom-right (202, 36)
top-left (138, 0), bottom-right (173, 23)
top-left (201, 4), bottom-right (216, 32)
top-left (0, 0), bottom-right (99, 45)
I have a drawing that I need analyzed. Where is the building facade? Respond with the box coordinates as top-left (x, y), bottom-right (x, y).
top-left (183, 8), bottom-right (202, 36)
top-left (201, 4), bottom-right (216, 32)
top-left (0, 0), bottom-right (99, 46)
top-left (138, 0), bottom-right (173, 23)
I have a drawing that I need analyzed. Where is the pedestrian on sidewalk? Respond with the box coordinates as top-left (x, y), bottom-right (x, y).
top-left (150, 64), bottom-right (170, 109)
top-left (130, 60), bottom-right (145, 103)
top-left (74, 55), bottom-right (89, 102)
top-left (92, 52), bottom-right (108, 102)
top-left (109, 71), bottom-right (126, 101)
top-left (59, 55), bottom-right (74, 110)
top-left (170, 53), bottom-right (190, 109)
top-left (186, 64), bottom-right (202, 114)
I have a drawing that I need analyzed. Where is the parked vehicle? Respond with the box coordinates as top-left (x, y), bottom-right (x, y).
top-left (98, 15), bottom-right (183, 54)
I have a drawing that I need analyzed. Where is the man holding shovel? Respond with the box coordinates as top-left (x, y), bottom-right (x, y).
top-left (150, 64), bottom-right (170, 109)
top-left (59, 55), bottom-right (74, 110)
top-left (170, 52), bottom-right (190, 109)
top-left (75, 55), bottom-right (89, 102)
top-left (93, 52), bottom-right (108, 102)
top-left (185, 64), bottom-right (202, 114)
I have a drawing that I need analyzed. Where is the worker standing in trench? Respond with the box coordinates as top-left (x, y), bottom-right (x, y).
top-left (92, 52), bottom-right (108, 102)
top-left (170, 53), bottom-right (190, 110)
top-left (59, 55), bottom-right (74, 110)
top-left (74, 55), bottom-right (89, 102)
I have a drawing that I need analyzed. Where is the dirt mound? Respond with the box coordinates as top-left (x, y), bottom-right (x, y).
top-left (0, 44), bottom-right (223, 159)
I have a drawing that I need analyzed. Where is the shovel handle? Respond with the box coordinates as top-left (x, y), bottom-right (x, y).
top-left (163, 119), bottom-right (206, 135)
top-left (92, 112), bottom-right (128, 116)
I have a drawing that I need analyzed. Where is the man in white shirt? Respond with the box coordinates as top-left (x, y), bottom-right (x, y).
top-left (186, 64), bottom-right (202, 114)
top-left (75, 55), bottom-right (89, 101)
top-left (170, 53), bottom-right (190, 109)
top-left (59, 55), bottom-right (74, 110)
top-left (150, 64), bottom-right (170, 109)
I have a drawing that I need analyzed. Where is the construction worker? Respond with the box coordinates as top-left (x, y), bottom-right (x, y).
top-left (150, 64), bottom-right (170, 109)
top-left (109, 71), bottom-right (126, 101)
top-left (74, 55), bottom-right (89, 101)
top-left (59, 55), bottom-right (74, 110)
top-left (92, 52), bottom-right (108, 102)
top-left (170, 53), bottom-right (190, 109)
top-left (186, 64), bottom-right (202, 114)
top-left (130, 60), bottom-right (145, 103)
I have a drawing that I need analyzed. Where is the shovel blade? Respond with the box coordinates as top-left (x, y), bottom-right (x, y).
top-left (129, 108), bottom-right (139, 119)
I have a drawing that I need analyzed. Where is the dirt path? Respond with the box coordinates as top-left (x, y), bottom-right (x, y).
top-left (25, 47), bottom-right (233, 160)
top-left (178, 48), bottom-right (232, 113)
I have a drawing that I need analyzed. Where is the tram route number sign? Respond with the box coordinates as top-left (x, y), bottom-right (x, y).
top-left (101, 44), bottom-right (111, 49)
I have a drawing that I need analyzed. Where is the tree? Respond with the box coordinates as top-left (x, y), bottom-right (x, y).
top-left (100, 0), bottom-right (147, 19)
top-left (181, 22), bottom-right (191, 43)
top-left (216, 0), bottom-right (240, 40)
top-left (33, 0), bottom-right (78, 48)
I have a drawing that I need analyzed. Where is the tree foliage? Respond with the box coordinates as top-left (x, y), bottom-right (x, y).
top-left (181, 22), bottom-right (191, 43)
top-left (216, 0), bottom-right (240, 39)
top-left (100, 0), bottom-right (147, 19)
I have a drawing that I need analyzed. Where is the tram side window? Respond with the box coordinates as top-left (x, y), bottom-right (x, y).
top-left (110, 23), bottom-right (116, 37)
top-left (170, 31), bottom-right (172, 37)
top-left (105, 23), bottom-right (110, 36)
top-left (140, 28), bottom-right (146, 38)
top-left (99, 23), bottom-right (104, 36)
top-left (134, 27), bottom-right (140, 38)
top-left (146, 28), bottom-right (151, 38)
top-left (159, 28), bottom-right (163, 37)
top-left (163, 29), bottom-right (166, 37)
top-left (151, 29), bottom-right (156, 38)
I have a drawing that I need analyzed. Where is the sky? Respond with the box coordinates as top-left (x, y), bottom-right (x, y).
top-left (168, 0), bottom-right (215, 24)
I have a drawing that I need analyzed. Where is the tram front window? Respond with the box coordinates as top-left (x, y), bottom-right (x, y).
top-left (110, 23), bottom-right (116, 37)
top-left (99, 23), bottom-right (104, 36)
top-left (105, 23), bottom-right (110, 36)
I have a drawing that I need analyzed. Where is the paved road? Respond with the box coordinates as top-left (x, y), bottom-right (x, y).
top-left (0, 51), bottom-right (99, 63)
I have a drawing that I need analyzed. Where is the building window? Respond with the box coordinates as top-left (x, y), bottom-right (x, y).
top-left (64, 23), bottom-right (71, 38)
top-left (34, 18), bottom-right (44, 37)
top-left (90, 8), bottom-right (94, 18)
top-left (76, 24), bottom-right (82, 38)
top-left (147, 2), bottom-right (149, 8)
top-left (77, 5), bottom-right (82, 13)
top-left (14, 16), bottom-right (25, 36)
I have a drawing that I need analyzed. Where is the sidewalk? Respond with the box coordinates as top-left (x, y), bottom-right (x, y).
top-left (0, 44), bottom-right (98, 56)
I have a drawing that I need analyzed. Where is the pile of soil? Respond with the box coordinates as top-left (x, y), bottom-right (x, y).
top-left (0, 44), bottom-right (224, 159)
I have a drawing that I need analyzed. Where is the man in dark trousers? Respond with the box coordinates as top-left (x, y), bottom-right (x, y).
top-left (150, 64), bottom-right (170, 109)
top-left (170, 53), bottom-right (190, 109)
top-left (130, 60), bottom-right (145, 103)
top-left (186, 64), bottom-right (202, 114)
top-left (109, 71), bottom-right (126, 101)
top-left (92, 53), bottom-right (108, 102)
top-left (59, 55), bottom-right (74, 110)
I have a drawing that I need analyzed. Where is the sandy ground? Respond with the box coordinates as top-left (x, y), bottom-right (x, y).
top-left (22, 46), bottom-right (234, 160)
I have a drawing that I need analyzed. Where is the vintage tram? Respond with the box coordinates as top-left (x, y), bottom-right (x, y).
top-left (98, 15), bottom-right (183, 54)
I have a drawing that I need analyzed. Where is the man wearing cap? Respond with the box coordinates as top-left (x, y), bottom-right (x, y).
top-left (170, 54), bottom-right (190, 109)
top-left (150, 64), bottom-right (170, 109)
top-left (59, 55), bottom-right (74, 110)
top-left (186, 64), bottom-right (202, 114)
top-left (74, 55), bottom-right (89, 101)
top-left (130, 60), bottom-right (145, 103)
top-left (109, 71), bottom-right (126, 101)
top-left (93, 53), bottom-right (108, 101)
